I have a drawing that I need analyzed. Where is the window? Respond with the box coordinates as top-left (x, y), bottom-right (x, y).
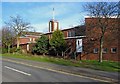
top-left (33, 38), bottom-right (35, 42)
top-left (68, 31), bottom-right (71, 37)
top-left (78, 40), bottom-right (79, 45)
top-left (68, 30), bottom-right (75, 37)
top-left (29, 38), bottom-right (32, 41)
top-left (71, 31), bottom-right (75, 37)
top-left (111, 48), bottom-right (117, 53)
top-left (102, 48), bottom-right (107, 53)
top-left (27, 44), bottom-right (29, 51)
top-left (93, 48), bottom-right (98, 53)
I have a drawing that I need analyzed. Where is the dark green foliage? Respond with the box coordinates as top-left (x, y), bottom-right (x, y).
top-left (49, 30), bottom-right (67, 56)
top-left (14, 47), bottom-right (22, 53)
top-left (32, 35), bottom-right (49, 55)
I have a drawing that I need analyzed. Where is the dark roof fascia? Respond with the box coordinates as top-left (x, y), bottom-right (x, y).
top-left (43, 25), bottom-right (85, 35)
top-left (22, 31), bottom-right (42, 36)
top-left (61, 25), bottom-right (85, 31)
top-left (64, 36), bottom-right (86, 40)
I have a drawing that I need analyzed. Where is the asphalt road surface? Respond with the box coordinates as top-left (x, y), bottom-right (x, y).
top-left (2, 60), bottom-right (104, 82)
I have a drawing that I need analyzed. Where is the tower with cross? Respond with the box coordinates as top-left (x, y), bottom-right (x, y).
top-left (49, 8), bottom-right (59, 32)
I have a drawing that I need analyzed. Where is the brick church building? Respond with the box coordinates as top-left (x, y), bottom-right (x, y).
top-left (17, 10), bottom-right (119, 61)
top-left (44, 16), bottom-right (119, 61)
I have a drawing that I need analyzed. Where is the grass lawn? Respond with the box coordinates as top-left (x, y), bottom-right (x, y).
top-left (1, 53), bottom-right (120, 72)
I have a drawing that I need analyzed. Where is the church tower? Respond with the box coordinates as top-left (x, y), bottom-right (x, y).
top-left (49, 8), bottom-right (59, 32)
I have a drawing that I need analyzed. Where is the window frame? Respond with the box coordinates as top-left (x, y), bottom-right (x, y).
top-left (102, 48), bottom-right (108, 53)
top-left (68, 31), bottom-right (72, 37)
top-left (111, 48), bottom-right (117, 53)
top-left (29, 38), bottom-right (32, 41)
top-left (93, 48), bottom-right (98, 54)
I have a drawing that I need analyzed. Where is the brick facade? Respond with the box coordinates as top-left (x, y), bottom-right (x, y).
top-left (44, 17), bottom-right (119, 61)
top-left (81, 17), bottom-right (119, 61)
top-left (17, 17), bottom-right (119, 61)
top-left (17, 32), bottom-right (42, 53)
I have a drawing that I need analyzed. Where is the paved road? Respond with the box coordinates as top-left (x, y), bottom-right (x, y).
top-left (2, 60), bottom-right (101, 82)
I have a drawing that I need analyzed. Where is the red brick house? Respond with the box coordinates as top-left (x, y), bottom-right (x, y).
top-left (16, 32), bottom-right (42, 53)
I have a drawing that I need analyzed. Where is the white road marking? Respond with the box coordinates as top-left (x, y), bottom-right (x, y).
top-left (4, 66), bottom-right (31, 76)
top-left (3, 59), bottom-right (117, 82)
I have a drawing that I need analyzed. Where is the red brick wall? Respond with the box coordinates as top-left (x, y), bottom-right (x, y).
top-left (81, 17), bottom-right (119, 61)
top-left (19, 38), bottom-right (30, 44)
top-left (63, 31), bottom-right (68, 37)
top-left (20, 43), bottom-right (36, 53)
top-left (20, 44), bottom-right (27, 53)
top-left (18, 36), bottom-right (39, 45)
top-left (16, 35), bottom-right (40, 53)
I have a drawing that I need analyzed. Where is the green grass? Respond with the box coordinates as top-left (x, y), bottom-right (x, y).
top-left (80, 60), bottom-right (120, 72)
top-left (1, 53), bottom-right (120, 72)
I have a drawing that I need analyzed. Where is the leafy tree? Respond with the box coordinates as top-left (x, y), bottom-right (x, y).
top-left (50, 30), bottom-right (66, 56)
top-left (5, 15), bottom-right (32, 49)
top-left (32, 35), bottom-right (49, 56)
top-left (84, 2), bottom-right (119, 62)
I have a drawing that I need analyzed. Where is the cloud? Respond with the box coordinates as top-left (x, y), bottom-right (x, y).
top-left (32, 11), bottom-right (87, 33)
top-left (27, 2), bottom-right (86, 32)
top-left (2, 2), bottom-right (87, 33)
top-left (60, 13), bottom-right (81, 29)
top-left (29, 3), bottom-right (87, 33)
top-left (26, 3), bottom-right (81, 21)
top-left (31, 23), bottom-right (49, 33)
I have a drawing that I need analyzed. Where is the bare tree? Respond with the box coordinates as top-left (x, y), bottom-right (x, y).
top-left (5, 15), bottom-right (32, 49)
top-left (84, 2), bottom-right (119, 62)
top-left (2, 26), bottom-right (15, 53)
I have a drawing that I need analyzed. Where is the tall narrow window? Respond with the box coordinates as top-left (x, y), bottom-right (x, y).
top-left (33, 38), bottom-right (35, 42)
top-left (27, 44), bottom-right (29, 51)
top-left (29, 38), bottom-right (32, 41)
top-left (68, 31), bottom-right (71, 37)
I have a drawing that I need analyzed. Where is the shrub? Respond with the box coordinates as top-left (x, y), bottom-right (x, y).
top-left (2, 48), bottom-right (8, 54)
top-left (10, 47), bottom-right (17, 53)
top-left (32, 35), bottom-right (49, 56)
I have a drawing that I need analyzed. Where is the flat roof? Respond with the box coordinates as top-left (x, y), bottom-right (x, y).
top-left (85, 16), bottom-right (118, 18)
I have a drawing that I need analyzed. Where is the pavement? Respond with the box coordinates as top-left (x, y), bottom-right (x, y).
top-left (2, 56), bottom-right (119, 83)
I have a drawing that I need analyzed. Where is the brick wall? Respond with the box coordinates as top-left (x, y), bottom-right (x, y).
top-left (81, 17), bottom-right (119, 61)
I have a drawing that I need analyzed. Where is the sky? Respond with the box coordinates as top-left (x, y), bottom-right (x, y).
top-left (2, 2), bottom-right (88, 33)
